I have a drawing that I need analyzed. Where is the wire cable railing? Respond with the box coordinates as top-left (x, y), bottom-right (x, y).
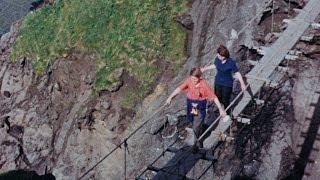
top-left (78, 104), bottom-right (168, 179)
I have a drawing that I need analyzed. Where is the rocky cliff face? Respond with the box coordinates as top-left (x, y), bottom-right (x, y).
top-left (1, 0), bottom-right (319, 179)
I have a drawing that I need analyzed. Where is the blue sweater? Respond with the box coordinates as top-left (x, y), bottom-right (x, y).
top-left (214, 57), bottom-right (239, 87)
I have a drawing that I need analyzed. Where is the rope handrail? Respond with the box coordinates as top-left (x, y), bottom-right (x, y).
top-left (79, 83), bottom-right (250, 179)
top-left (136, 139), bottom-right (179, 178)
top-left (197, 84), bottom-right (250, 142)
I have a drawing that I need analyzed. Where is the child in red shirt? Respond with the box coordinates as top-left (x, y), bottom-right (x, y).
top-left (166, 68), bottom-right (226, 137)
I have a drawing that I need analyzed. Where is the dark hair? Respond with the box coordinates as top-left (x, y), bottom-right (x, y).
top-left (217, 45), bottom-right (230, 58)
top-left (190, 67), bottom-right (202, 78)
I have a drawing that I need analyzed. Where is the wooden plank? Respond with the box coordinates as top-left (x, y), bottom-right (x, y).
top-left (309, 150), bottom-right (319, 162)
top-left (200, 0), bottom-right (320, 150)
top-left (311, 23), bottom-right (320, 29)
top-left (272, 32), bottom-right (282, 37)
top-left (288, 50), bottom-right (302, 56)
top-left (233, 0), bottom-right (320, 118)
top-left (307, 106), bottom-right (315, 119)
top-left (153, 146), bottom-right (204, 180)
top-left (285, 54), bottom-right (299, 60)
top-left (300, 35), bottom-right (314, 42)
top-left (311, 93), bottom-right (320, 104)
top-left (293, 8), bottom-right (303, 13)
top-left (237, 117), bottom-right (251, 124)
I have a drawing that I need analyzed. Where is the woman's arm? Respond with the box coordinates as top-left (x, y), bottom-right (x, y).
top-left (165, 87), bottom-right (182, 105)
top-left (235, 72), bottom-right (246, 91)
top-left (201, 64), bottom-right (216, 72)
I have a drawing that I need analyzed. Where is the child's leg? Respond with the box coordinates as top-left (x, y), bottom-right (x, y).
top-left (192, 115), bottom-right (203, 137)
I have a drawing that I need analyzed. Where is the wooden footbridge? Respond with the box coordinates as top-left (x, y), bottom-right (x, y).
top-left (79, 0), bottom-right (320, 179)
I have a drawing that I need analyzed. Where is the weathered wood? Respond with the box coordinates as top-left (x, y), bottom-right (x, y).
top-left (152, 1), bottom-right (320, 178)
top-left (254, 99), bottom-right (265, 105)
top-left (311, 23), bottom-right (320, 29)
top-left (285, 54), bottom-right (299, 60)
top-left (288, 50), bottom-right (302, 56)
top-left (152, 146), bottom-right (207, 180)
top-left (237, 117), bottom-right (251, 124)
top-left (283, 19), bottom-right (292, 24)
top-left (300, 35), bottom-right (314, 42)
top-left (204, 0), bottom-right (320, 150)
top-left (293, 8), bottom-right (303, 13)
top-left (235, 0), bottom-right (320, 117)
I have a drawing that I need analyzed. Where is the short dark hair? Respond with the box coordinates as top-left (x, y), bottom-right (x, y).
top-left (190, 67), bottom-right (202, 78)
top-left (217, 45), bottom-right (230, 58)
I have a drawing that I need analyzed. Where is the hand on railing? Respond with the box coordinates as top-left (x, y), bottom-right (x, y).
top-left (197, 83), bottom-right (250, 141)
top-left (165, 97), bottom-right (172, 106)
top-left (240, 83), bottom-right (247, 92)
top-left (219, 108), bottom-right (227, 118)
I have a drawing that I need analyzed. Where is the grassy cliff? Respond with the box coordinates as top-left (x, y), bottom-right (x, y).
top-left (11, 0), bottom-right (188, 108)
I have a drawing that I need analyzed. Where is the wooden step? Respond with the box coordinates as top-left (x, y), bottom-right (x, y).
top-left (254, 99), bottom-right (265, 105)
top-left (307, 106), bottom-right (315, 119)
top-left (311, 23), bottom-right (320, 29)
top-left (272, 32), bottom-right (282, 37)
top-left (288, 50), bottom-right (302, 56)
top-left (283, 19), bottom-right (292, 24)
top-left (237, 117), bottom-right (251, 124)
top-left (300, 35), bottom-right (314, 42)
top-left (311, 93), bottom-right (320, 104)
top-left (252, 46), bottom-right (269, 55)
top-left (293, 8), bottom-right (303, 13)
top-left (277, 66), bottom-right (290, 72)
top-left (285, 54), bottom-right (299, 60)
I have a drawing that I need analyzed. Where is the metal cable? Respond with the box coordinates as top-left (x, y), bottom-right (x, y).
top-left (78, 104), bottom-right (167, 179)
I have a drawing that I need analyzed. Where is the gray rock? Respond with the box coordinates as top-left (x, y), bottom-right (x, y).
top-left (166, 114), bottom-right (178, 125)
top-left (51, 111), bottom-right (59, 120)
top-left (107, 68), bottom-right (124, 82)
top-left (94, 101), bottom-right (111, 111)
top-left (3, 91), bottom-right (11, 98)
top-left (83, 74), bottom-right (94, 85)
top-left (92, 110), bottom-right (102, 121)
top-left (101, 101), bottom-right (111, 110)
top-left (106, 112), bottom-right (120, 131)
top-left (47, 84), bottom-right (53, 93)
top-left (23, 125), bottom-right (53, 164)
top-left (150, 117), bottom-right (166, 135)
top-left (176, 14), bottom-right (194, 30)
top-left (0, 127), bottom-right (21, 171)
top-left (53, 83), bottom-right (61, 91)
top-left (8, 125), bottom-right (24, 139)
top-left (94, 102), bottom-right (101, 111)
top-left (106, 81), bottom-right (123, 92)
top-left (264, 33), bottom-right (273, 43)
top-left (243, 160), bottom-right (260, 177)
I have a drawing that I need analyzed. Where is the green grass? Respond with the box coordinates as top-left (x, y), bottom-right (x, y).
top-left (11, 0), bottom-right (188, 109)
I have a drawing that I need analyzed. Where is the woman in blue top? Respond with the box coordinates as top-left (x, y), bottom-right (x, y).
top-left (201, 45), bottom-right (246, 114)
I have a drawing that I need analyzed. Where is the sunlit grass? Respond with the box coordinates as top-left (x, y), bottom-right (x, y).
top-left (11, 0), bottom-right (188, 108)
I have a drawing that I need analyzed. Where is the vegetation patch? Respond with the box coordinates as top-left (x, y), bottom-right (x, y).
top-left (11, 0), bottom-right (188, 108)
